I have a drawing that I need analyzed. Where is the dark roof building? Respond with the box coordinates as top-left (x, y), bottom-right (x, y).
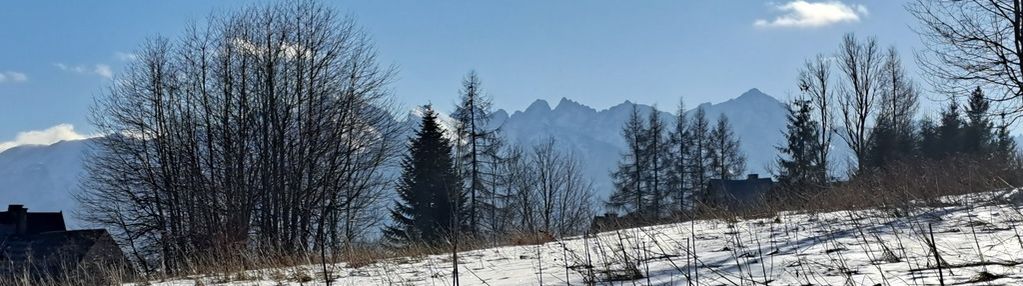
top-left (707, 174), bottom-right (774, 211)
top-left (0, 205), bottom-right (66, 236)
top-left (0, 205), bottom-right (130, 282)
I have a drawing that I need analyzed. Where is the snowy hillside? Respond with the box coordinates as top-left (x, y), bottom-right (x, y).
top-left (0, 139), bottom-right (93, 226)
top-left (138, 190), bottom-right (1023, 285)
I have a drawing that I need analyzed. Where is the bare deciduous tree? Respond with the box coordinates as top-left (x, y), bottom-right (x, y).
top-left (505, 138), bottom-right (594, 237)
top-left (910, 0), bottom-right (1023, 119)
top-left (836, 33), bottom-right (884, 173)
top-left (78, 2), bottom-right (400, 272)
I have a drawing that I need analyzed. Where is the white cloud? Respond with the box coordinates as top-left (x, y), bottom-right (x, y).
top-left (114, 52), bottom-right (137, 61)
top-left (0, 124), bottom-right (97, 152)
top-left (0, 71), bottom-right (28, 84)
top-left (55, 63), bottom-right (113, 79)
top-left (754, 1), bottom-right (867, 28)
top-left (94, 64), bottom-right (113, 79)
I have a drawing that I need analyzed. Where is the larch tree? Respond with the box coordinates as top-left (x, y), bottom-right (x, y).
top-left (708, 115), bottom-right (746, 180)
top-left (644, 107), bottom-right (671, 219)
top-left (667, 100), bottom-right (691, 214)
top-left (866, 47), bottom-right (919, 168)
top-left (686, 108), bottom-right (712, 208)
top-left (608, 107), bottom-right (647, 216)
top-left (451, 71), bottom-right (501, 236)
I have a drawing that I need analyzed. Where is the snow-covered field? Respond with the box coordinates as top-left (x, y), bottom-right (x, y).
top-left (138, 191), bottom-right (1023, 285)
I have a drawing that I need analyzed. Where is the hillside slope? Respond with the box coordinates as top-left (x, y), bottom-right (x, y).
top-left (141, 191), bottom-right (1023, 285)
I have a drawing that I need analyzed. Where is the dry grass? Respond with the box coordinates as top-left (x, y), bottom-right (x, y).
top-left (0, 260), bottom-right (134, 286)
top-left (6, 157), bottom-right (1021, 285)
top-left (685, 157), bottom-right (1023, 222)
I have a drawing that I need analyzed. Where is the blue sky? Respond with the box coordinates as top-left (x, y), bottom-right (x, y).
top-left (0, 1), bottom-right (923, 147)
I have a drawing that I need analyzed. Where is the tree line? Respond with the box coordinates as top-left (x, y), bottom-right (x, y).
top-left (775, 33), bottom-right (1019, 199)
top-left (606, 104), bottom-right (747, 221)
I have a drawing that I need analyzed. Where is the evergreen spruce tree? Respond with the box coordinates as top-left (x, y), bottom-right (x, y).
top-left (994, 119), bottom-right (1018, 160)
top-left (963, 87), bottom-right (994, 156)
top-left (865, 121), bottom-right (894, 168)
top-left (919, 118), bottom-right (942, 160)
top-left (937, 100), bottom-right (964, 157)
top-left (865, 116), bottom-right (912, 168)
top-left (777, 99), bottom-right (823, 194)
top-left (384, 106), bottom-right (466, 246)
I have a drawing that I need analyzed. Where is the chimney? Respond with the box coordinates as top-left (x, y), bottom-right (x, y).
top-left (8, 205), bottom-right (27, 235)
top-left (747, 174), bottom-right (759, 180)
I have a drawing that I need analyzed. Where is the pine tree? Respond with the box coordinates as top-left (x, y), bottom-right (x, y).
top-left (777, 99), bottom-right (823, 194)
top-left (384, 106), bottom-right (466, 246)
top-left (608, 107), bottom-right (647, 215)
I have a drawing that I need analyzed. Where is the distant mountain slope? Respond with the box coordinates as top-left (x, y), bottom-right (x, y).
top-left (0, 139), bottom-right (93, 227)
top-left (495, 88), bottom-right (791, 200)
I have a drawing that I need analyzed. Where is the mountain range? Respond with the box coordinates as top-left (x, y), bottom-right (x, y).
top-left (491, 88), bottom-right (793, 197)
top-left (0, 88), bottom-right (798, 224)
